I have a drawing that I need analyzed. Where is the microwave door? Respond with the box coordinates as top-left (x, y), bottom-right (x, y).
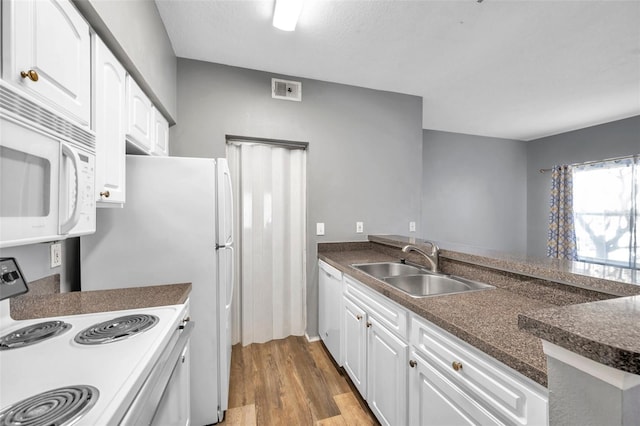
top-left (0, 118), bottom-right (60, 247)
top-left (59, 143), bottom-right (82, 235)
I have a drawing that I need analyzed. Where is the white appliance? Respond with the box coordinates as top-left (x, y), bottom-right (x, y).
top-left (0, 257), bottom-right (192, 425)
top-left (0, 82), bottom-right (96, 248)
top-left (80, 155), bottom-right (234, 425)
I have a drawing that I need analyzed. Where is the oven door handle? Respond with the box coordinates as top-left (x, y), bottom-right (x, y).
top-left (120, 320), bottom-right (194, 425)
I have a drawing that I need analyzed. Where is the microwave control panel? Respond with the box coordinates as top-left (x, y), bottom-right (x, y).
top-left (0, 258), bottom-right (28, 301)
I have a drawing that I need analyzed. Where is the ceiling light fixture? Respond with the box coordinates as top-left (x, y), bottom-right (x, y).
top-left (272, 0), bottom-right (304, 32)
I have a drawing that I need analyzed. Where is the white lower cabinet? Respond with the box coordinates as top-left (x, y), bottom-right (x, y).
top-left (409, 314), bottom-right (548, 426)
top-left (335, 271), bottom-right (548, 426)
top-left (367, 316), bottom-right (408, 426)
top-left (342, 296), bottom-right (368, 397)
top-left (409, 349), bottom-right (502, 425)
top-left (342, 276), bottom-right (409, 426)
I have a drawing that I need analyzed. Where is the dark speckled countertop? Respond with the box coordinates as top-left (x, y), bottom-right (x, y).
top-left (518, 296), bottom-right (640, 375)
top-left (10, 280), bottom-right (192, 320)
top-left (319, 238), bottom-right (639, 387)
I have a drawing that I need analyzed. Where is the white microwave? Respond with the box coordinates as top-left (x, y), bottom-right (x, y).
top-left (0, 84), bottom-right (96, 248)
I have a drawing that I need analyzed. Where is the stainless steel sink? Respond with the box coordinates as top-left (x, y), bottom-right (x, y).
top-left (350, 261), bottom-right (494, 298)
top-left (351, 262), bottom-right (430, 279)
top-left (383, 274), bottom-right (494, 298)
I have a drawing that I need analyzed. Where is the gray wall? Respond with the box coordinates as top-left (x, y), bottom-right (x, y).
top-left (526, 115), bottom-right (640, 256)
top-left (73, 0), bottom-right (177, 122)
top-left (0, 239), bottom-right (79, 293)
top-left (171, 59), bottom-right (423, 337)
top-left (422, 130), bottom-right (528, 254)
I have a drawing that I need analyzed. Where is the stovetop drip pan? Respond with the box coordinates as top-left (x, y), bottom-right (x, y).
top-left (74, 314), bottom-right (159, 345)
top-left (0, 321), bottom-right (72, 351)
top-left (0, 385), bottom-right (99, 426)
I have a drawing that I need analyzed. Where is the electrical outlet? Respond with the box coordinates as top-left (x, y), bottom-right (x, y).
top-left (409, 221), bottom-right (416, 232)
top-left (316, 223), bottom-right (325, 236)
top-left (50, 242), bottom-right (62, 268)
top-left (356, 221), bottom-right (364, 233)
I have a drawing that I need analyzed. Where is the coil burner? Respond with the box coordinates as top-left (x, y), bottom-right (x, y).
top-left (0, 385), bottom-right (99, 426)
top-left (0, 321), bottom-right (72, 350)
top-left (74, 314), bottom-right (159, 345)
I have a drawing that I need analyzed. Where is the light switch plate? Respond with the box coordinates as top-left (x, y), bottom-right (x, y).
top-left (409, 221), bottom-right (416, 232)
top-left (356, 222), bottom-right (364, 233)
top-left (316, 223), bottom-right (325, 236)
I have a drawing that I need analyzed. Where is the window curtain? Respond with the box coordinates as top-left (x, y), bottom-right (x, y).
top-left (547, 165), bottom-right (578, 260)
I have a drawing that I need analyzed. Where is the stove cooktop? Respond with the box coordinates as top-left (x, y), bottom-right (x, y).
top-left (0, 303), bottom-right (187, 425)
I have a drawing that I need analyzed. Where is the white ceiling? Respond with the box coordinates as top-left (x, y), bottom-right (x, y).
top-left (155, 0), bottom-right (640, 141)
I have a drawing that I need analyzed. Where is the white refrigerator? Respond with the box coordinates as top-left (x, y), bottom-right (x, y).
top-left (80, 155), bottom-right (234, 425)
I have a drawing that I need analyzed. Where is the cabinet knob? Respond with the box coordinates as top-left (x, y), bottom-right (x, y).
top-left (20, 70), bottom-right (39, 82)
top-left (100, 190), bottom-right (110, 198)
top-left (452, 361), bottom-right (463, 371)
top-left (356, 314), bottom-right (362, 321)
top-left (366, 321), bottom-right (372, 328)
top-left (409, 359), bottom-right (417, 368)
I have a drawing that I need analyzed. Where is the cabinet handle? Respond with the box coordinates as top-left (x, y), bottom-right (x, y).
top-left (100, 190), bottom-right (110, 198)
top-left (409, 359), bottom-right (417, 368)
top-left (356, 314), bottom-right (362, 321)
top-left (366, 321), bottom-right (372, 328)
top-left (20, 70), bottom-right (39, 82)
top-left (452, 361), bottom-right (463, 371)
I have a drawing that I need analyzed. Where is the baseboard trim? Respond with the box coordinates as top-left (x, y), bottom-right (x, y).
top-left (305, 332), bottom-right (320, 342)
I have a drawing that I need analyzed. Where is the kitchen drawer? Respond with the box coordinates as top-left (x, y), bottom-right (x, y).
top-left (410, 314), bottom-right (548, 425)
top-left (344, 275), bottom-right (408, 340)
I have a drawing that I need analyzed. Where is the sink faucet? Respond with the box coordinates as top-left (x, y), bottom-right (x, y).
top-left (402, 242), bottom-right (439, 273)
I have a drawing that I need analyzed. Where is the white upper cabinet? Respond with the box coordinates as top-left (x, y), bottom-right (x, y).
top-left (2, 0), bottom-right (91, 127)
top-left (92, 34), bottom-right (126, 206)
top-left (152, 107), bottom-right (169, 156)
top-left (126, 76), bottom-right (153, 152)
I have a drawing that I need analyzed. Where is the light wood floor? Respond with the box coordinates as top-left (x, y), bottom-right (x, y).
top-left (220, 336), bottom-right (379, 426)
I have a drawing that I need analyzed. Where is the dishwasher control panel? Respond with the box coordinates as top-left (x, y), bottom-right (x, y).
top-left (0, 258), bottom-right (28, 301)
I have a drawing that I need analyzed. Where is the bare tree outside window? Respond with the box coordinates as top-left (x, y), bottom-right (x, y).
top-left (572, 156), bottom-right (638, 269)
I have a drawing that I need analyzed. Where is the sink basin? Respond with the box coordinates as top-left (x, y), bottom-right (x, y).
top-left (351, 262), bottom-right (430, 279)
top-left (383, 274), bottom-right (494, 298)
top-left (350, 261), bottom-right (494, 298)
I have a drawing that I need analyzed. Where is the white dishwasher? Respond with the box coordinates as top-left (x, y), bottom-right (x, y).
top-left (318, 260), bottom-right (343, 365)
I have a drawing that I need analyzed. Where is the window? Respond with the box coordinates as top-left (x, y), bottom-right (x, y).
top-left (572, 156), bottom-right (638, 269)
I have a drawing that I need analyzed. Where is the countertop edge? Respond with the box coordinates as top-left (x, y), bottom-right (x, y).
top-left (517, 303), bottom-right (640, 376)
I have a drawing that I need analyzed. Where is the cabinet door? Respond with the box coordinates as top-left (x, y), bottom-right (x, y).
top-left (92, 35), bottom-right (126, 205)
top-left (152, 108), bottom-right (169, 156)
top-left (3, 0), bottom-right (90, 126)
top-left (126, 76), bottom-right (153, 151)
top-left (409, 350), bottom-right (503, 426)
top-left (342, 296), bottom-right (367, 398)
top-left (367, 317), bottom-right (409, 426)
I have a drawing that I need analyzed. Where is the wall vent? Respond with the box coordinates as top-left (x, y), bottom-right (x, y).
top-left (272, 78), bottom-right (302, 102)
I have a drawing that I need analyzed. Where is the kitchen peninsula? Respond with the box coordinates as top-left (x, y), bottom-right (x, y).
top-left (318, 235), bottom-right (640, 425)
